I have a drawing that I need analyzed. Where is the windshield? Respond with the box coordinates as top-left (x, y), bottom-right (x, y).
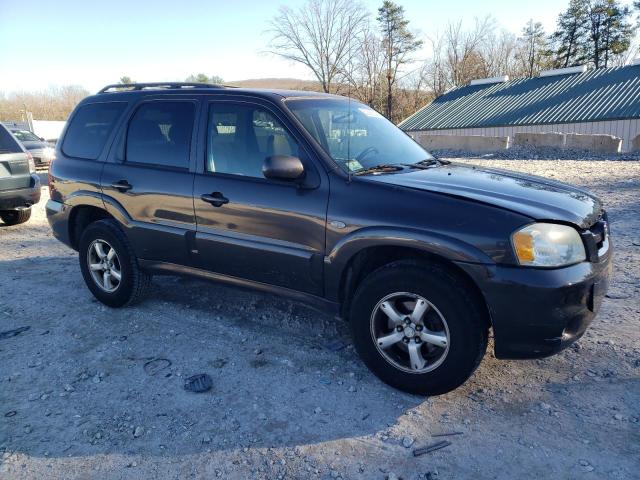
top-left (11, 130), bottom-right (41, 142)
top-left (285, 98), bottom-right (432, 173)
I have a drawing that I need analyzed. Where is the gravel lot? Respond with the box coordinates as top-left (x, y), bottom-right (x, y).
top-left (1, 160), bottom-right (639, 480)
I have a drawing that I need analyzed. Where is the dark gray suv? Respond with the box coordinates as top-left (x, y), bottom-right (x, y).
top-left (0, 124), bottom-right (41, 225)
top-left (46, 83), bottom-right (612, 395)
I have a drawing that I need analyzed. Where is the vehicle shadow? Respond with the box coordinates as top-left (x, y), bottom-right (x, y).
top-left (0, 255), bottom-right (441, 461)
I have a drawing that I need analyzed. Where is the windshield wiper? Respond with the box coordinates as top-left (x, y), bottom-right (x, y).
top-left (353, 164), bottom-right (405, 176)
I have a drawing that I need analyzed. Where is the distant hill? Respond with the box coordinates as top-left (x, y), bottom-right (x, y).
top-left (228, 78), bottom-right (322, 91)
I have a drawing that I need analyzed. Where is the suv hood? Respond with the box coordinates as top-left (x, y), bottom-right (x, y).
top-left (367, 162), bottom-right (602, 228)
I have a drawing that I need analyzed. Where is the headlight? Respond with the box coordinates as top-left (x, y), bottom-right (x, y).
top-left (512, 223), bottom-right (586, 267)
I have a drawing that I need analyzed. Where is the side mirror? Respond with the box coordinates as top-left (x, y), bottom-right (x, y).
top-left (263, 155), bottom-right (305, 181)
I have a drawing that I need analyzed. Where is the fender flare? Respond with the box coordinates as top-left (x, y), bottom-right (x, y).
top-left (324, 226), bottom-right (494, 301)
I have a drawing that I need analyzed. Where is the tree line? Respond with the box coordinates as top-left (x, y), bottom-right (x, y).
top-left (1, 0), bottom-right (637, 123)
top-left (0, 86), bottom-right (90, 122)
top-left (268, 0), bottom-right (638, 123)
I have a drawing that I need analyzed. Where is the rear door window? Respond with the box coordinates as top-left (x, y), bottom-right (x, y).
top-left (126, 101), bottom-right (195, 169)
top-left (0, 126), bottom-right (22, 154)
top-left (62, 102), bottom-right (127, 160)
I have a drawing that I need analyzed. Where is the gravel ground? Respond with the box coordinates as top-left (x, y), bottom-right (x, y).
top-left (0, 160), bottom-right (639, 480)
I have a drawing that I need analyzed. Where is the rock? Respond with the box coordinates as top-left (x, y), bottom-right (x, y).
top-left (401, 436), bottom-right (414, 448)
top-left (387, 473), bottom-right (401, 480)
top-left (201, 434), bottom-right (212, 444)
top-left (313, 407), bottom-right (322, 415)
top-left (24, 425), bottom-right (32, 434)
top-left (254, 349), bottom-right (263, 355)
top-left (539, 402), bottom-right (552, 411)
top-left (579, 460), bottom-right (589, 467)
top-left (133, 426), bottom-right (144, 438)
top-left (92, 375), bottom-right (101, 384)
top-left (64, 384), bottom-right (75, 392)
top-left (613, 413), bottom-right (623, 421)
top-left (605, 292), bottom-right (630, 300)
top-left (348, 386), bottom-right (356, 393)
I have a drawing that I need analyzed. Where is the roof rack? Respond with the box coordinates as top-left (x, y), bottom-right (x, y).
top-left (98, 82), bottom-right (226, 93)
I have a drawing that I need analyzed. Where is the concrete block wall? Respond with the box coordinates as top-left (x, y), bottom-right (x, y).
top-left (410, 130), bottom-right (625, 154)
top-left (513, 132), bottom-right (566, 149)
top-left (411, 133), bottom-right (509, 153)
top-left (565, 133), bottom-right (622, 153)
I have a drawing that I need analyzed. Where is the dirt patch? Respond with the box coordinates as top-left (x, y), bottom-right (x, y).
top-left (0, 161), bottom-right (638, 479)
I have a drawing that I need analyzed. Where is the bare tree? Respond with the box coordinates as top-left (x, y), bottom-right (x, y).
top-left (444, 17), bottom-right (495, 87)
top-left (516, 20), bottom-right (550, 77)
top-left (342, 25), bottom-right (386, 107)
top-left (0, 86), bottom-right (89, 121)
top-left (267, 0), bottom-right (369, 93)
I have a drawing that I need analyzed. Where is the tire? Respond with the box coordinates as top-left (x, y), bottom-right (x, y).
top-left (78, 219), bottom-right (151, 308)
top-left (0, 208), bottom-right (32, 226)
top-left (349, 260), bottom-right (488, 396)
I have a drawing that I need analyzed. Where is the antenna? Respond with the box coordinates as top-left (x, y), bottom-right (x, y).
top-left (347, 14), bottom-right (353, 184)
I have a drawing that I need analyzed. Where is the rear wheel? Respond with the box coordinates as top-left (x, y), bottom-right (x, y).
top-left (0, 208), bottom-right (32, 226)
top-left (78, 219), bottom-right (151, 307)
top-left (349, 261), bottom-right (488, 395)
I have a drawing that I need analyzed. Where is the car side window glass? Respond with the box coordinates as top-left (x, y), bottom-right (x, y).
top-left (126, 101), bottom-right (194, 169)
top-left (207, 103), bottom-right (299, 178)
top-left (62, 102), bottom-right (127, 160)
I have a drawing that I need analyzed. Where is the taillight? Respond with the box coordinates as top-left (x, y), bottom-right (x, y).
top-left (48, 156), bottom-right (56, 195)
top-left (26, 151), bottom-right (36, 174)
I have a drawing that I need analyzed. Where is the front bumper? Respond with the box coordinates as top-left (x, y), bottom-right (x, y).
top-left (456, 246), bottom-right (612, 359)
top-left (0, 174), bottom-right (41, 210)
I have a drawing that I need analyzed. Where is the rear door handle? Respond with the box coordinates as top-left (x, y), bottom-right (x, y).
top-left (201, 192), bottom-right (229, 207)
top-left (111, 180), bottom-right (133, 192)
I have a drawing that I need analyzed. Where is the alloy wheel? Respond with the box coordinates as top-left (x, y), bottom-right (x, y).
top-left (370, 292), bottom-right (450, 374)
top-left (87, 239), bottom-right (122, 293)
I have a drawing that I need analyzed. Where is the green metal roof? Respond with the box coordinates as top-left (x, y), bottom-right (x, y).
top-left (399, 65), bottom-right (640, 131)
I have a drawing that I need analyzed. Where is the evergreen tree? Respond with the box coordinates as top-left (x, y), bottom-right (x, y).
top-left (550, 0), bottom-right (589, 68)
top-left (518, 20), bottom-right (550, 77)
top-left (377, 1), bottom-right (422, 120)
top-left (586, 0), bottom-right (634, 68)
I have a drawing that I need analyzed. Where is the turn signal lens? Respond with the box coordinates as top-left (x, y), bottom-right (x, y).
top-left (512, 231), bottom-right (535, 263)
top-left (512, 223), bottom-right (586, 267)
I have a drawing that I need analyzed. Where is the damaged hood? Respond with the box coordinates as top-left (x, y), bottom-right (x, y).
top-left (366, 162), bottom-right (603, 228)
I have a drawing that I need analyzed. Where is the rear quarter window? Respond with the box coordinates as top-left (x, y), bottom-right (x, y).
top-left (0, 126), bottom-right (22, 154)
top-left (62, 102), bottom-right (127, 160)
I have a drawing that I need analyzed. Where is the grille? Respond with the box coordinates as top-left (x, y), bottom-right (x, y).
top-left (582, 212), bottom-right (609, 261)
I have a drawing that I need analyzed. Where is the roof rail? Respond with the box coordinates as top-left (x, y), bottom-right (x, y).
top-left (98, 82), bottom-right (226, 93)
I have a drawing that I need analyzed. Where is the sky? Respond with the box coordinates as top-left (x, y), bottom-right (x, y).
top-left (0, 0), bottom-right (633, 94)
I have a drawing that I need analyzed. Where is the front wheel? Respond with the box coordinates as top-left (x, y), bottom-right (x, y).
top-left (78, 219), bottom-right (151, 308)
top-left (349, 261), bottom-right (488, 395)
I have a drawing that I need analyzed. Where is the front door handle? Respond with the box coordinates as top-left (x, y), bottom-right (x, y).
top-left (201, 192), bottom-right (229, 207)
top-left (111, 180), bottom-right (133, 192)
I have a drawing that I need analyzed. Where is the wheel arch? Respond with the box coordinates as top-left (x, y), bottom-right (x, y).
top-left (326, 231), bottom-right (493, 328)
top-left (68, 204), bottom-right (115, 250)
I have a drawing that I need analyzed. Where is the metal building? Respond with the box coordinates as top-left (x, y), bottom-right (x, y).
top-left (399, 64), bottom-right (640, 152)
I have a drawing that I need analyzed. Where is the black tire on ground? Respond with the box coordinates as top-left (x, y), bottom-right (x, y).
top-left (0, 208), bottom-right (32, 226)
top-left (349, 260), bottom-right (488, 396)
top-left (78, 219), bottom-right (151, 308)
